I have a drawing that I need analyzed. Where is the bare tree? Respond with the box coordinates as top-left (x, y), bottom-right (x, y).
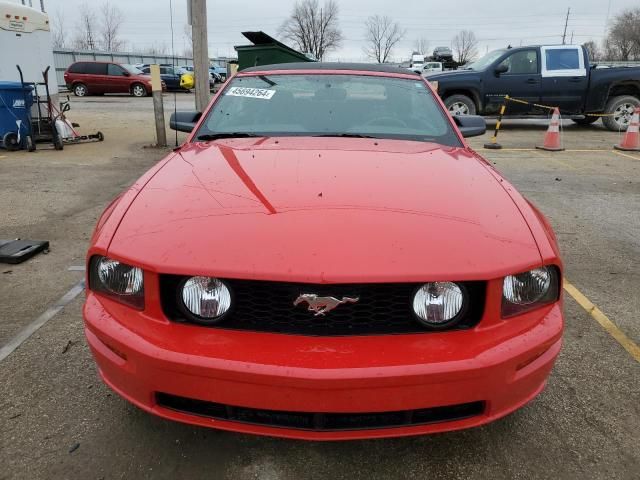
top-left (583, 40), bottom-right (601, 62)
top-left (99, 2), bottom-right (125, 51)
top-left (73, 3), bottom-right (97, 50)
top-left (363, 15), bottom-right (405, 63)
top-left (604, 8), bottom-right (640, 61)
top-left (279, 0), bottom-right (342, 60)
top-left (602, 37), bottom-right (632, 61)
top-left (413, 37), bottom-right (429, 56)
top-left (452, 30), bottom-right (478, 64)
top-left (50, 9), bottom-right (67, 48)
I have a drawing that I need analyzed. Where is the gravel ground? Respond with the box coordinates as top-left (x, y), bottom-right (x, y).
top-left (0, 94), bottom-right (638, 479)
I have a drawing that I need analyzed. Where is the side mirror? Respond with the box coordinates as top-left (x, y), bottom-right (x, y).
top-left (170, 111), bottom-right (202, 133)
top-left (123, 70), bottom-right (131, 77)
top-left (494, 64), bottom-right (508, 76)
top-left (454, 115), bottom-right (486, 138)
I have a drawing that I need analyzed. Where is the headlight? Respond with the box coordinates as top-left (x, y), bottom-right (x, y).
top-left (412, 282), bottom-right (465, 328)
top-left (502, 266), bottom-right (560, 317)
top-left (180, 276), bottom-right (231, 323)
top-left (89, 256), bottom-right (144, 309)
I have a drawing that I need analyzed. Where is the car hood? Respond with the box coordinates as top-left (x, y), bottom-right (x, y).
top-left (108, 138), bottom-right (541, 282)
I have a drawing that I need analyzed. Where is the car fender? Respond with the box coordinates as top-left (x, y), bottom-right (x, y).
top-left (442, 88), bottom-right (482, 111)
top-left (88, 152), bottom-right (179, 255)
top-left (473, 153), bottom-right (562, 268)
top-left (585, 73), bottom-right (640, 112)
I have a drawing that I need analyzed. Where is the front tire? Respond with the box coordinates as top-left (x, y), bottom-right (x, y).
top-left (602, 95), bottom-right (640, 131)
top-left (131, 83), bottom-right (147, 97)
top-left (73, 83), bottom-right (88, 97)
top-left (444, 94), bottom-right (477, 116)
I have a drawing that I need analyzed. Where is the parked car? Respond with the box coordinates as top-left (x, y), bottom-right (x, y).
top-left (180, 65), bottom-right (194, 72)
top-left (178, 64), bottom-right (222, 84)
top-left (64, 62), bottom-right (163, 97)
top-left (433, 46), bottom-right (453, 61)
top-left (422, 62), bottom-right (444, 74)
top-left (209, 68), bottom-right (224, 84)
top-left (84, 62), bottom-right (564, 440)
top-left (177, 65), bottom-right (218, 89)
top-left (427, 44), bottom-right (640, 130)
top-left (139, 65), bottom-right (189, 92)
top-left (411, 61), bottom-right (443, 75)
top-left (210, 63), bottom-right (227, 82)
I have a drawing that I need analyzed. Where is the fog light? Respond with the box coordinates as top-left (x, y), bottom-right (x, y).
top-left (413, 282), bottom-right (465, 328)
top-left (181, 277), bottom-right (231, 321)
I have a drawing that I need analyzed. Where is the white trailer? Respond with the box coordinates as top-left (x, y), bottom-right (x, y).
top-left (0, 1), bottom-right (57, 96)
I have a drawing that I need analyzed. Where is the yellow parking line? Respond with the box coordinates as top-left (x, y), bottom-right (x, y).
top-left (564, 280), bottom-right (640, 363)
top-left (612, 150), bottom-right (640, 161)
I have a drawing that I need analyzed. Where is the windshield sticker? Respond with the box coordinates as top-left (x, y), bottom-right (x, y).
top-left (226, 87), bottom-right (276, 100)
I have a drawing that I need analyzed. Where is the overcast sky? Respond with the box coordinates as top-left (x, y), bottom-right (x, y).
top-left (22, 0), bottom-right (640, 61)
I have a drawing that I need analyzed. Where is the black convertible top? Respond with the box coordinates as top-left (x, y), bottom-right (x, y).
top-left (241, 62), bottom-right (420, 76)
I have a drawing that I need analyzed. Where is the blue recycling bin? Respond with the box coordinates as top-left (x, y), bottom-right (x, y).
top-left (0, 81), bottom-right (33, 150)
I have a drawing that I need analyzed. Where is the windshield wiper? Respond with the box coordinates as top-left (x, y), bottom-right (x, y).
top-left (197, 132), bottom-right (262, 141)
top-left (312, 133), bottom-right (378, 139)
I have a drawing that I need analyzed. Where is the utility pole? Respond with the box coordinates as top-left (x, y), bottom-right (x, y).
top-left (150, 64), bottom-right (167, 147)
top-left (562, 7), bottom-right (571, 45)
top-left (190, 0), bottom-right (210, 112)
top-left (570, 31), bottom-right (574, 44)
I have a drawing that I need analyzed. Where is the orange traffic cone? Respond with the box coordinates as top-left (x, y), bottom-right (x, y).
top-left (536, 108), bottom-right (564, 151)
top-left (614, 107), bottom-right (640, 152)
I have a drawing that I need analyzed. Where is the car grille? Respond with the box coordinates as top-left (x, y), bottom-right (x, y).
top-left (156, 393), bottom-right (485, 432)
top-left (160, 277), bottom-right (485, 336)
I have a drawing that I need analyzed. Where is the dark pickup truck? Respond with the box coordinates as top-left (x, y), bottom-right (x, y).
top-left (427, 45), bottom-right (640, 131)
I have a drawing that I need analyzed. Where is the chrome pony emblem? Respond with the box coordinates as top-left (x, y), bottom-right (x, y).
top-left (293, 294), bottom-right (360, 316)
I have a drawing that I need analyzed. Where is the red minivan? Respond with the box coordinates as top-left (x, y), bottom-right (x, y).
top-left (64, 62), bottom-right (162, 97)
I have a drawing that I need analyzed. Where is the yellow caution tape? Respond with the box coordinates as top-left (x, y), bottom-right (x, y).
top-left (504, 96), bottom-right (615, 116)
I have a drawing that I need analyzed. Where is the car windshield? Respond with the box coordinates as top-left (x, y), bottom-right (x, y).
top-left (196, 73), bottom-right (461, 147)
top-left (123, 64), bottom-right (143, 74)
top-left (464, 49), bottom-right (507, 71)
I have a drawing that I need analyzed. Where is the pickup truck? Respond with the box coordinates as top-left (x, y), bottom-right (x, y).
top-left (427, 44), bottom-right (640, 131)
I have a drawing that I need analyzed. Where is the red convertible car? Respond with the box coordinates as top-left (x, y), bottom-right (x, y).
top-left (84, 63), bottom-right (563, 440)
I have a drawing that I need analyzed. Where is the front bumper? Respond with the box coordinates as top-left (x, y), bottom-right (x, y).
top-left (84, 292), bottom-right (563, 440)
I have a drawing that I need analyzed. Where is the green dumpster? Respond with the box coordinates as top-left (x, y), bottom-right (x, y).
top-left (235, 31), bottom-right (315, 71)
